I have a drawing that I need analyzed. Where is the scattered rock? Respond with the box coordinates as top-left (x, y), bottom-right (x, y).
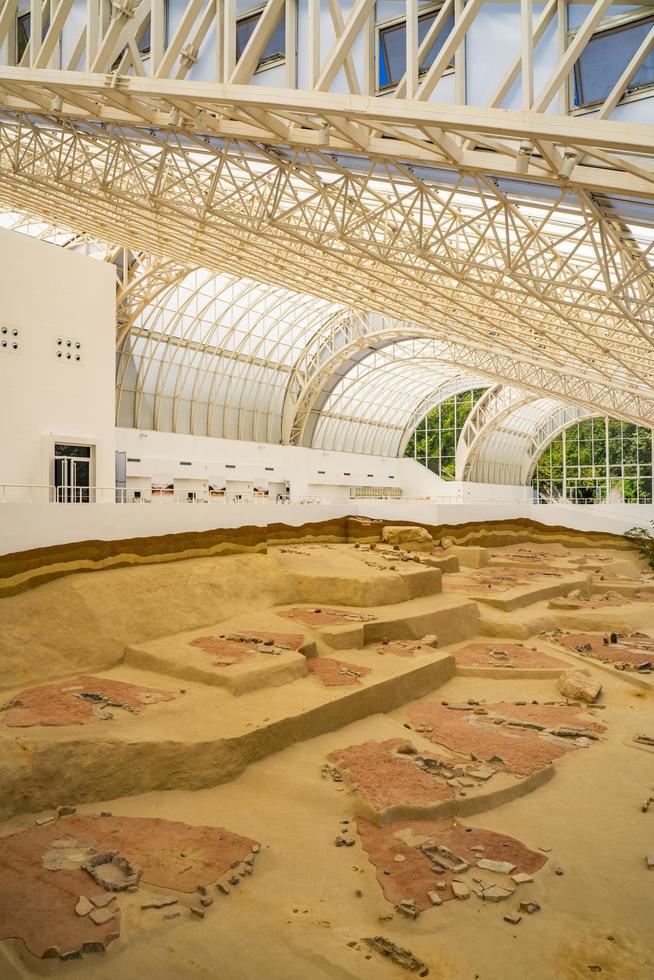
top-left (60, 948), bottom-right (82, 961)
top-left (190, 906), bottom-right (206, 919)
top-left (504, 914), bottom-right (522, 925)
top-left (141, 897), bottom-right (177, 910)
top-left (511, 873), bottom-right (534, 885)
top-left (481, 885), bottom-right (515, 902)
top-left (163, 911), bottom-right (181, 920)
top-left (451, 881), bottom-right (470, 900)
top-left (364, 936), bottom-right (428, 975)
top-left (90, 893), bottom-right (116, 908)
top-left (89, 907), bottom-right (115, 926)
top-left (57, 805), bottom-right (76, 817)
top-left (476, 858), bottom-right (516, 875)
top-left (75, 896), bottom-right (93, 917)
top-left (395, 901), bottom-right (421, 919)
top-left (558, 669), bottom-right (601, 704)
top-left (201, 896), bottom-right (214, 907)
top-left (381, 526), bottom-right (433, 546)
top-left (519, 901), bottom-right (541, 914)
top-left (217, 883), bottom-right (230, 895)
top-left (427, 891), bottom-right (442, 906)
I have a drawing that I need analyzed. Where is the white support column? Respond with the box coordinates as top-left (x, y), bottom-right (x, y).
top-left (521, 0), bottom-right (533, 110)
top-left (30, 0), bottom-right (43, 67)
top-left (405, 0), bottom-right (418, 99)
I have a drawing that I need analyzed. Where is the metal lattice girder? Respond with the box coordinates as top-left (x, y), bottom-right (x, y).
top-left (0, 109), bottom-right (652, 418)
top-left (1, 1), bottom-right (654, 451)
top-left (283, 322), bottom-right (654, 449)
top-left (459, 394), bottom-right (591, 486)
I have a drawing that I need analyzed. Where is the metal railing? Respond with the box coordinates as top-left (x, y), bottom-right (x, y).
top-left (0, 484), bottom-right (533, 506)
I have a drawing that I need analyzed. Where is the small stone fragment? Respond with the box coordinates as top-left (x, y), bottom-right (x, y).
top-left (60, 948), bottom-right (82, 961)
top-left (504, 914), bottom-right (522, 925)
top-left (190, 906), bottom-right (206, 919)
top-left (395, 901), bottom-right (420, 919)
top-left (35, 816), bottom-right (55, 826)
top-left (75, 896), bottom-right (93, 917)
top-left (82, 940), bottom-right (106, 954)
top-left (200, 896), bottom-right (213, 907)
top-left (482, 885), bottom-right (515, 902)
top-left (163, 911), bottom-right (181, 920)
top-left (511, 873), bottom-right (534, 885)
top-left (90, 907), bottom-right (115, 925)
top-left (141, 897), bottom-right (177, 910)
top-left (90, 893), bottom-right (116, 908)
top-left (519, 901), bottom-right (541, 914)
top-left (217, 882), bottom-right (230, 895)
top-left (229, 875), bottom-right (240, 885)
top-left (57, 804), bottom-right (76, 817)
top-left (558, 668), bottom-right (601, 704)
top-left (476, 858), bottom-right (516, 875)
top-left (427, 891), bottom-right (442, 906)
top-left (451, 881), bottom-right (470, 900)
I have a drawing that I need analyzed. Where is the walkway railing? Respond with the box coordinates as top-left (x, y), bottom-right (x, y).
top-left (0, 484), bottom-right (531, 506)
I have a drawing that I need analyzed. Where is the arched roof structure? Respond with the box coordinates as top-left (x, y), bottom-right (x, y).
top-left (2, 0), bottom-right (653, 486)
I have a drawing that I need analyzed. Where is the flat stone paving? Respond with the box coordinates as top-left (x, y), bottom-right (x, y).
top-left (406, 701), bottom-right (605, 776)
top-left (356, 816), bottom-right (547, 910)
top-left (1, 676), bottom-right (176, 728)
top-left (0, 815), bottom-right (258, 959)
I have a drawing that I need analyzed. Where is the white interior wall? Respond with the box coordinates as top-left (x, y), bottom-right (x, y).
top-left (0, 228), bottom-right (116, 491)
top-left (117, 426), bottom-right (432, 497)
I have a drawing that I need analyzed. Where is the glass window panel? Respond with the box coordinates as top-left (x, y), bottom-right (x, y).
top-left (236, 10), bottom-right (285, 66)
top-left (16, 13), bottom-right (30, 61)
top-left (573, 16), bottom-right (654, 109)
top-left (379, 7), bottom-right (454, 89)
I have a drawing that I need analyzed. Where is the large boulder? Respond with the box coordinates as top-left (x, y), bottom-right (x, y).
top-left (381, 525), bottom-right (433, 546)
top-left (558, 668), bottom-right (602, 703)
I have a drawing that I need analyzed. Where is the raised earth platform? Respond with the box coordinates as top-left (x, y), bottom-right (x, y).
top-left (0, 521), bottom-right (652, 980)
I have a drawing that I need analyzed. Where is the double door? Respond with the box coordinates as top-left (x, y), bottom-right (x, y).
top-left (54, 444), bottom-right (91, 502)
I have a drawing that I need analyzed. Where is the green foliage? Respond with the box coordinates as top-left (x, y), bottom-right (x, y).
top-left (405, 388), bottom-right (487, 480)
top-left (625, 523), bottom-right (654, 570)
top-left (532, 418), bottom-right (653, 504)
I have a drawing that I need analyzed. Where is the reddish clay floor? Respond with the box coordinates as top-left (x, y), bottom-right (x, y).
top-left (549, 595), bottom-right (637, 609)
top-left (453, 642), bottom-right (568, 670)
top-left (307, 658), bottom-right (372, 687)
top-left (406, 701), bottom-right (605, 776)
top-left (280, 607), bottom-right (377, 627)
top-left (357, 817), bottom-right (547, 910)
top-left (446, 568), bottom-right (564, 594)
top-left (1, 677), bottom-right (176, 728)
top-left (552, 631), bottom-right (654, 667)
top-left (328, 739), bottom-right (455, 811)
top-left (0, 815), bottom-right (258, 958)
top-left (190, 631), bottom-right (305, 666)
top-left (374, 640), bottom-right (436, 658)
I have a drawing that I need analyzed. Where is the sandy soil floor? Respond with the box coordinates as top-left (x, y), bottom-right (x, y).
top-left (0, 537), bottom-right (653, 980)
